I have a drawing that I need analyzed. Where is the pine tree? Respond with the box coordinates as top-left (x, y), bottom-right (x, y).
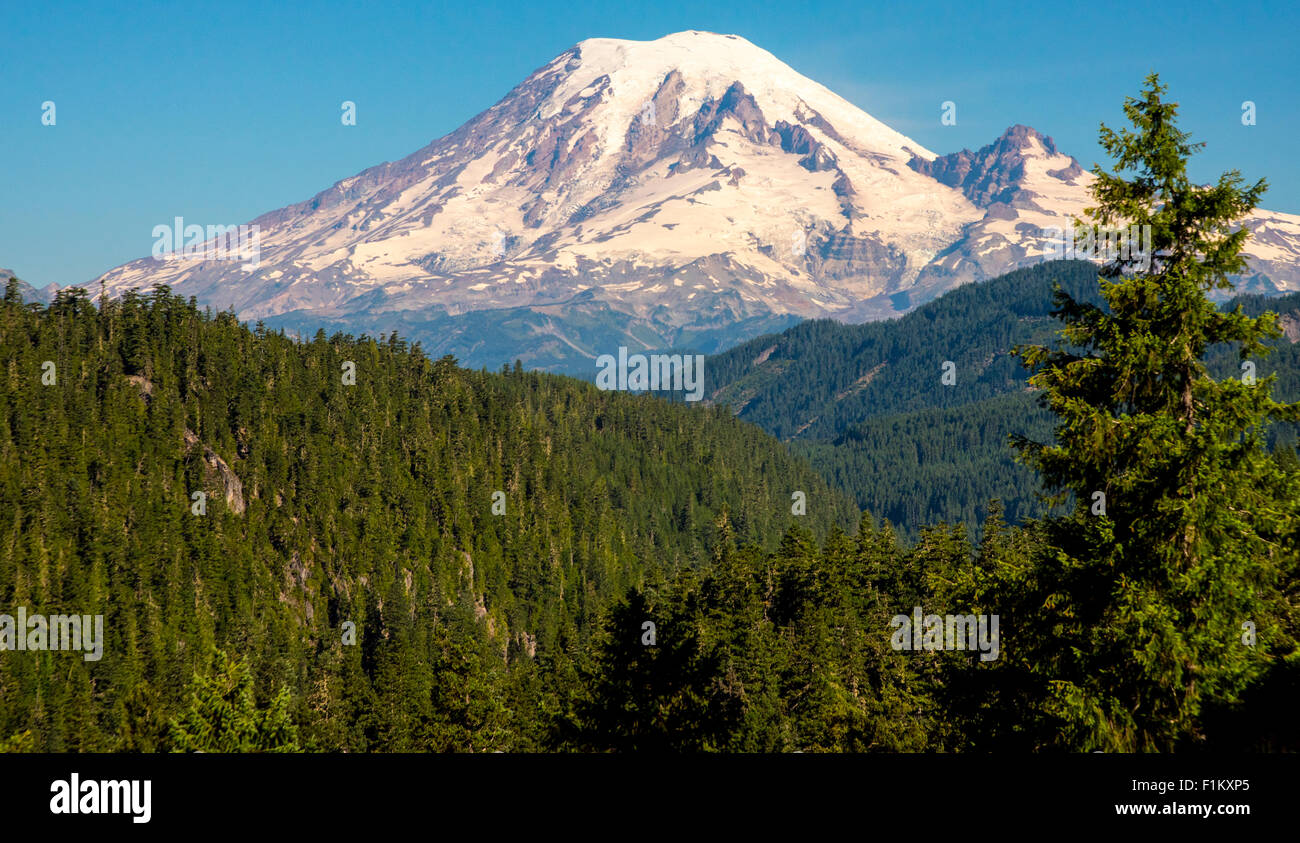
top-left (168, 650), bottom-right (300, 752)
top-left (1010, 74), bottom-right (1300, 750)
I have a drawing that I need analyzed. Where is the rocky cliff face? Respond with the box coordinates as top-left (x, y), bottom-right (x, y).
top-left (184, 428), bottom-right (245, 515)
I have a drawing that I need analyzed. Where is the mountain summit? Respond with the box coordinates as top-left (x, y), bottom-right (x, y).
top-left (92, 31), bottom-right (1300, 371)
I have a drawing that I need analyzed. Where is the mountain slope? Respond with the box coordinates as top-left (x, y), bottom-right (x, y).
top-left (706, 260), bottom-right (1106, 439)
top-left (90, 32), bottom-right (1300, 373)
top-left (706, 261), bottom-right (1300, 536)
top-left (0, 286), bottom-right (856, 750)
top-left (708, 260), bottom-right (1300, 439)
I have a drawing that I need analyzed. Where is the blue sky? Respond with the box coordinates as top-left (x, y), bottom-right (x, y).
top-left (3, 0), bottom-right (1297, 287)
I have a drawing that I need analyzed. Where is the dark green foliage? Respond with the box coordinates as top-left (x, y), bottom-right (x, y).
top-left (706, 262), bottom-right (1300, 538)
top-left (995, 74), bottom-right (1300, 750)
top-left (706, 260), bottom-right (1106, 439)
top-left (0, 286), bottom-right (854, 751)
top-left (574, 514), bottom-right (963, 752)
top-left (796, 392), bottom-right (1059, 541)
top-left (169, 649), bottom-right (299, 752)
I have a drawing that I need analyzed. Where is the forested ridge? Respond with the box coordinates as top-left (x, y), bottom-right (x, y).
top-left (2, 275), bottom-right (1295, 752)
top-left (707, 261), bottom-right (1300, 537)
top-left (0, 281), bottom-right (859, 751)
top-left (708, 261), bottom-right (1103, 438)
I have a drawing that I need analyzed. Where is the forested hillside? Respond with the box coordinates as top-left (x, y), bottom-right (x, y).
top-left (579, 500), bottom-right (1300, 752)
top-left (1, 268), bottom-right (1295, 752)
top-left (706, 261), bottom-right (1107, 439)
top-left (707, 261), bottom-right (1300, 538)
top-left (795, 392), bottom-right (1057, 533)
top-left (0, 281), bottom-right (855, 751)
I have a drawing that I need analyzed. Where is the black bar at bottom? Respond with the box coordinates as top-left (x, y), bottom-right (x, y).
top-left (1, 753), bottom-right (1287, 831)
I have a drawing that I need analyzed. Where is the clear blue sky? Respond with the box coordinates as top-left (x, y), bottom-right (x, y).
top-left (4, 0), bottom-right (1297, 287)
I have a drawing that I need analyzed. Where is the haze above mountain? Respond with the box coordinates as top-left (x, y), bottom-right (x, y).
top-left (88, 30), bottom-right (1300, 373)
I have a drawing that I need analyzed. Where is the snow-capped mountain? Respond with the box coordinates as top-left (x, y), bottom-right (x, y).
top-left (91, 30), bottom-right (1300, 372)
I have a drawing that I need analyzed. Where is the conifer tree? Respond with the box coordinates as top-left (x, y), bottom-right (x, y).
top-left (168, 650), bottom-right (300, 752)
top-left (1010, 74), bottom-right (1300, 750)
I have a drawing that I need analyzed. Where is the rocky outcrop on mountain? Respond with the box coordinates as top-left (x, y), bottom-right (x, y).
top-left (184, 428), bottom-right (245, 515)
top-left (909, 124), bottom-right (1085, 208)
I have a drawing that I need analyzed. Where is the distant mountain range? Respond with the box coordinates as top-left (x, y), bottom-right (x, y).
top-left (0, 269), bottom-right (53, 305)
top-left (82, 30), bottom-right (1300, 373)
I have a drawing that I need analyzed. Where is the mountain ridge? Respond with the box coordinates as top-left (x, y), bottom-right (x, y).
top-left (703, 260), bottom-right (1300, 536)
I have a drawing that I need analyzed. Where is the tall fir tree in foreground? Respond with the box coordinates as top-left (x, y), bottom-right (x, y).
top-left (1005, 74), bottom-right (1300, 750)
